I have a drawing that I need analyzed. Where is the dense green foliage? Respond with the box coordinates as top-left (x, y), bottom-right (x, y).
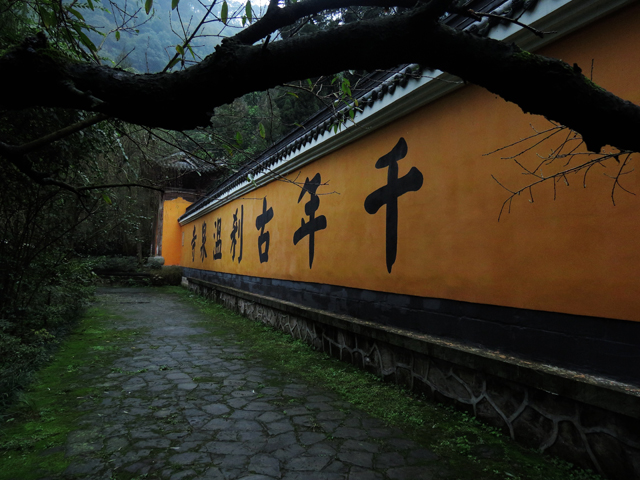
top-left (0, 2), bottom-right (201, 411)
top-left (0, 110), bottom-right (158, 407)
top-left (0, 0), bottom-right (381, 408)
top-left (0, 6), bottom-right (161, 405)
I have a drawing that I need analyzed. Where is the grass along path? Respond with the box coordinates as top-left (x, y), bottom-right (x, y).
top-left (0, 306), bottom-right (144, 479)
top-left (0, 286), bottom-right (602, 480)
top-left (175, 286), bottom-right (602, 480)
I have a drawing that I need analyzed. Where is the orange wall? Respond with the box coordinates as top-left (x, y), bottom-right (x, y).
top-left (181, 4), bottom-right (640, 322)
top-left (162, 197), bottom-right (192, 266)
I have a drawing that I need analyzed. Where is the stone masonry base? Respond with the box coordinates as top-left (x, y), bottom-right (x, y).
top-left (185, 277), bottom-right (640, 480)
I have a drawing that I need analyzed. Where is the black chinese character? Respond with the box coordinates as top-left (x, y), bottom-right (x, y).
top-left (293, 173), bottom-right (327, 268)
top-left (364, 138), bottom-right (423, 273)
top-left (255, 197), bottom-right (274, 263)
top-left (200, 221), bottom-right (208, 262)
top-left (191, 225), bottom-right (197, 262)
top-left (213, 218), bottom-right (222, 260)
top-left (230, 206), bottom-right (244, 263)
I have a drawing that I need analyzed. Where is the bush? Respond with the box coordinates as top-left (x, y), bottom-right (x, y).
top-left (0, 258), bottom-right (95, 409)
top-left (90, 256), bottom-right (140, 273)
top-left (150, 266), bottom-right (183, 286)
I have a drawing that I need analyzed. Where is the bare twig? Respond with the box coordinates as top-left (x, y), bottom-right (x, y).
top-left (462, 10), bottom-right (555, 38)
top-left (0, 113), bottom-right (108, 158)
top-left (489, 122), bottom-right (636, 220)
top-left (77, 182), bottom-right (164, 192)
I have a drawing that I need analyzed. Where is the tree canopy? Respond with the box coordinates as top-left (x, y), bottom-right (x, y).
top-left (2, 0), bottom-right (640, 167)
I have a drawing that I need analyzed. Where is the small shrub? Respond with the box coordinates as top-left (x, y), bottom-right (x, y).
top-left (151, 266), bottom-right (183, 286)
top-left (0, 258), bottom-right (95, 410)
top-left (90, 256), bottom-right (139, 273)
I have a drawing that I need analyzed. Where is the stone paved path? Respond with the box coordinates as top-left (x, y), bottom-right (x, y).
top-left (60, 287), bottom-right (446, 480)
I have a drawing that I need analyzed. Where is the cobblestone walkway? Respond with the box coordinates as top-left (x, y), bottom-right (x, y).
top-left (60, 288), bottom-right (446, 480)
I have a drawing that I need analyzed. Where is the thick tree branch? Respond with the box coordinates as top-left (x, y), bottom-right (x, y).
top-left (1, 1), bottom-right (639, 153)
top-left (234, 0), bottom-right (425, 45)
top-left (77, 183), bottom-right (165, 192)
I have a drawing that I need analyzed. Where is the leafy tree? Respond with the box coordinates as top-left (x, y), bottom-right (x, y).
top-left (0, 0), bottom-right (638, 175)
top-left (0, 23), bottom-right (168, 403)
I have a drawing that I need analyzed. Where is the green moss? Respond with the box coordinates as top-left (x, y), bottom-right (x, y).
top-left (0, 307), bottom-right (139, 480)
top-left (37, 44), bottom-right (82, 65)
top-left (582, 76), bottom-right (606, 92)
top-left (192, 376), bottom-right (221, 383)
top-left (511, 49), bottom-right (550, 68)
top-left (513, 49), bottom-right (536, 60)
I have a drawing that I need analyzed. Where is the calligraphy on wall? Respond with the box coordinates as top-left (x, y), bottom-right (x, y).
top-left (214, 218), bottom-right (222, 260)
top-left (191, 225), bottom-right (197, 262)
top-left (364, 138), bottom-right (423, 273)
top-left (256, 197), bottom-right (274, 263)
top-left (189, 138), bottom-right (422, 275)
top-left (293, 173), bottom-right (328, 269)
top-left (200, 221), bottom-right (208, 262)
top-left (230, 206), bottom-right (244, 263)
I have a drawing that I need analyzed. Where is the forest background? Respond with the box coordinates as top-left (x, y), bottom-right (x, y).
top-left (0, 0), bottom-right (372, 406)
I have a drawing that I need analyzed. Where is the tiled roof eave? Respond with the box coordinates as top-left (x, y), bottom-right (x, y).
top-left (179, 0), bottom-right (634, 225)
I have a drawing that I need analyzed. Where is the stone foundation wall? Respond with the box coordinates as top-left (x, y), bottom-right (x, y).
top-left (182, 267), bottom-right (640, 384)
top-left (186, 277), bottom-right (640, 480)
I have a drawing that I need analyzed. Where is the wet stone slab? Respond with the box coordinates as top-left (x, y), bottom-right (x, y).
top-left (57, 288), bottom-right (444, 480)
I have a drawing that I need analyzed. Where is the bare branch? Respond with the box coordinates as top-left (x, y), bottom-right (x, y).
top-left (608, 153), bottom-right (636, 205)
top-left (161, 0), bottom-right (220, 73)
top-left (490, 124), bottom-right (636, 220)
top-left (0, 113), bottom-right (108, 158)
top-left (454, 9), bottom-right (555, 38)
top-left (77, 182), bottom-right (165, 193)
top-left (234, 0), bottom-right (431, 45)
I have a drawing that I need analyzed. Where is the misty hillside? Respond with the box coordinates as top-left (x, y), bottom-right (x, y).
top-left (84, 0), bottom-right (258, 73)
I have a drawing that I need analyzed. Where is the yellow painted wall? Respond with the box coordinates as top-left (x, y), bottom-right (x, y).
top-left (181, 4), bottom-right (640, 322)
top-left (162, 197), bottom-right (192, 266)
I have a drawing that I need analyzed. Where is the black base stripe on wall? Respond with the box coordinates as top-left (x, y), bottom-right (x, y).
top-left (183, 267), bottom-right (640, 385)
